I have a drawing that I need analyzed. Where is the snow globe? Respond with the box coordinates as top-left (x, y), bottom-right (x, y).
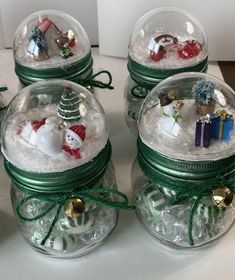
top-left (132, 72), bottom-right (235, 249)
top-left (0, 86), bottom-right (9, 142)
top-left (1, 80), bottom-right (133, 258)
top-left (125, 7), bottom-right (208, 133)
top-left (13, 10), bottom-right (113, 90)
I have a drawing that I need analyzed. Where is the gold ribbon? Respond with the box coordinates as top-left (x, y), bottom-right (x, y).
top-left (215, 110), bottom-right (233, 140)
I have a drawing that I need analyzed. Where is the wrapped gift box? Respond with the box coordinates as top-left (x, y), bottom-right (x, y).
top-left (211, 110), bottom-right (234, 140)
top-left (195, 118), bottom-right (211, 147)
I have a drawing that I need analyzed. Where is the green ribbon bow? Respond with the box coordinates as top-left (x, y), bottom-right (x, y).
top-left (16, 187), bottom-right (135, 246)
top-left (4, 142), bottom-right (135, 246)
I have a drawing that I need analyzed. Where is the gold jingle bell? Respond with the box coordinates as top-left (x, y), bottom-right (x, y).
top-left (64, 198), bottom-right (85, 218)
top-left (212, 187), bottom-right (233, 208)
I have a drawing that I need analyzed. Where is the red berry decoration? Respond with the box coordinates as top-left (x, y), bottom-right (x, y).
top-left (177, 40), bottom-right (202, 60)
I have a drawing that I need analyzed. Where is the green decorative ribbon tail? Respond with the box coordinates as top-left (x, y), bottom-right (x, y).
top-left (81, 70), bottom-right (114, 90)
top-left (16, 187), bottom-right (135, 246)
top-left (0, 86), bottom-right (7, 92)
top-left (137, 138), bottom-right (235, 246)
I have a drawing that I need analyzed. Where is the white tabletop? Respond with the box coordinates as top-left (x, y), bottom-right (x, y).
top-left (0, 49), bottom-right (233, 280)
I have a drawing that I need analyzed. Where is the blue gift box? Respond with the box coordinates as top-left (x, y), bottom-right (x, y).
top-left (211, 110), bottom-right (234, 140)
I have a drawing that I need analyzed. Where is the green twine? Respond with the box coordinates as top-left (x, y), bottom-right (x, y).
top-left (137, 140), bottom-right (235, 246)
top-left (16, 187), bottom-right (135, 246)
top-left (0, 86), bottom-right (7, 92)
top-left (77, 70), bottom-right (114, 90)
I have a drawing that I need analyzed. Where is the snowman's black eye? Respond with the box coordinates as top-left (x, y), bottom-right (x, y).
top-left (71, 138), bottom-right (74, 141)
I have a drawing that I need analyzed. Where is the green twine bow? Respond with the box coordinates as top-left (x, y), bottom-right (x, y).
top-left (16, 187), bottom-right (135, 246)
top-left (79, 70), bottom-right (114, 90)
top-left (137, 140), bottom-right (235, 246)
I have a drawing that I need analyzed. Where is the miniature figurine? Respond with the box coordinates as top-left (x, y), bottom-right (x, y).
top-left (63, 124), bottom-right (86, 159)
top-left (195, 115), bottom-right (211, 148)
top-left (192, 79), bottom-right (216, 116)
top-left (27, 16), bottom-right (61, 61)
top-left (211, 110), bottom-right (234, 140)
top-left (178, 40), bottom-right (202, 60)
top-left (148, 34), bottom-right (178, 62)
top-left (158, 90), bottom-right (184, 138)
top-left (55, 30), bottom-right (75, 59)
top-left (19, 116), bottom-right (64, 156)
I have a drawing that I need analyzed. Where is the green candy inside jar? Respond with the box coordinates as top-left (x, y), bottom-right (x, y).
top-left (125, 7), bottom-right (208, 133)
top-left (132, 72), bottom-right (235, 248)
top-left (1, 80), bottom-right (132, 258)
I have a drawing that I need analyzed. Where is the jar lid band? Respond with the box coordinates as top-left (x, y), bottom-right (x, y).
top-left (15, 51), bottom-right (93, 85)
top-left (137, 137), bottom-right (235, 180)
top-left (4, 140), bottom-right (112, 193)
top-left (128, 56), bottom-right (208, 88)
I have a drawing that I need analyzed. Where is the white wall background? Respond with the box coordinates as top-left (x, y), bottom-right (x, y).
top-left (97, 0), bottom-right (235, 60)
top-left (1, 1), bottom-right (235, 60)
top-left (0, 0), bottom-right (99, 47)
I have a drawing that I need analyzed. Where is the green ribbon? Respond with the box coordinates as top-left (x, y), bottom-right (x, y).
top-left (137, 137), bottom-right (235, 246)
top-left (77, 70), bottom-right (113, 90)
top-left (15, 51), bottom-right (113, 89)
top-left (0, 86), bottom-right (7, 92)
top-left (16, 186), bottom-right (135, 246)
top-left (5, 142), bottom-right (135, 246)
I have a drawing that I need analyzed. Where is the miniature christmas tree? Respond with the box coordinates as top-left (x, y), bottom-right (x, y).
top-left (57, 87), bottom-right (86, 122)
top-left (192, 79), bottom-right (216, 115)
top-left (192, 79), bottom-right (215, 105)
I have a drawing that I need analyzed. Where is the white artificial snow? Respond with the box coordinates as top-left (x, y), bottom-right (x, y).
top-left (2, 104), bottom-right (108, 173)
top-left (129, 34), bottom-right (206, 69)
top-left (140, 99), bottom-right (235, 161)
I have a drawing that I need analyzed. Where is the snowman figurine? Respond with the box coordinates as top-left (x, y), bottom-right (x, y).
top-left (158, 92), bottom-right (184, 138)
top-left (19, 118), bottom-right (46, 147)
top-left (36, 116), bottom-right (64, 156)
top-left (63, 125), bottom-right (86, 159)
top-left (19, 116), bottom-right (64, 156)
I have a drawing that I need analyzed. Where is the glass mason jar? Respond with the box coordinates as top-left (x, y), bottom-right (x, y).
top-left (13, 10), bottom-right (113, 91)
top-left (1, 80), bottom-right (132, 258)
top-left (132, 72), bottom-right (235, 249)
top-left (125, 7), bottom-right (208, 133)
top-left (0, 86), bottom-right (9, 142)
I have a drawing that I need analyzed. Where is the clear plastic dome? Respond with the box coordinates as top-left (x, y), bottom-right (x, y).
top-left (139, 72), bottom-right (235, 161)
top-left (129, 7), bottom-right (207, 69)
top-left (1, 80), bottom-right (108, 172)
top-left (13, 10), bottom-right (90, 69)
